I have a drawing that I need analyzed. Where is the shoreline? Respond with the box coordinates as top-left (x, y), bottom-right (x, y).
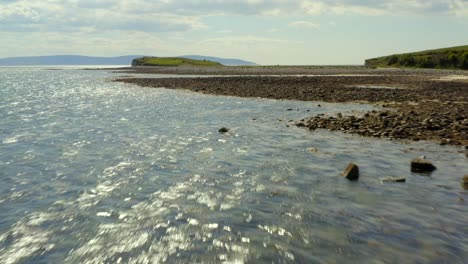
top-left (114, 67), bottom-right (468, 147)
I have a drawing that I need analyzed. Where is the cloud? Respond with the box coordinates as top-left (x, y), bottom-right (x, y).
top-left (198, 35), bottom-right (304, 46)
top-left (0, 0), bottom-right (205, 32)
top-left (289, 21), bottom-right (320, 29)
top-left (0, 1), bottom-right (466, 34)
top-left (449, 0), bottom-right (468, 16)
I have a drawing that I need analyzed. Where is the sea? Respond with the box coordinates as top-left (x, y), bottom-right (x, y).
top-left (0, 66), bottom-right (467, 263)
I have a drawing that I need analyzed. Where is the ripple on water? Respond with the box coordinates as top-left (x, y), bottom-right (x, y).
top-left (0, 67), bottom-right (467, 263)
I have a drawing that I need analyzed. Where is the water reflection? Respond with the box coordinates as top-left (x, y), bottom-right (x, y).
top-left (0, 67), bottom-right (466, 263)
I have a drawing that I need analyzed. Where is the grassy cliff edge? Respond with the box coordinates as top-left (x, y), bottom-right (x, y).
top-left (132, 57), bottom-right (223, 67)
top-left (365, 45), bottom-right (468, 70)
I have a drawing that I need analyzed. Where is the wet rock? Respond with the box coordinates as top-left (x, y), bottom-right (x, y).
top-left (269, 190), bottom-right (281, 197)
top-left (218, 127), bottom-right (230, 133)
top-left (462, 175), bottom-right (468, 190)
top-left (381, 177), bottom-right (406, 183)
top-left (308, 147), bottom-right (318, 153)
top-left (411, 158), bottom-right (437, 173)
top-left (296, 122), bottom-right (305, 127)
top-left (342, 163), bottom-right (359, 181)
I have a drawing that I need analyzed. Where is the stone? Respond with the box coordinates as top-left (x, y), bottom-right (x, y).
top-left (462, 175), bottom-right (468, 190)
top-left (296, 122), bottom-right (306, 127)
top-left (411, 158), bottom-right (437, 173)
top-left (218, 127), bottom-right (230, 133)
top-left (308, 147), bottom-right (318, 153)
top-left (381, 177), bottom-right (406, 183)
top-left (342, 163), bottom-right (359, 181)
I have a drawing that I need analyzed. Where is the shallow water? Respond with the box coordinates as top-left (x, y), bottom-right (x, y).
top-left (0, 67), bottom-right (467, 263)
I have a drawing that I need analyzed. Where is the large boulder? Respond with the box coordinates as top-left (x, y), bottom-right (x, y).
top-left (218, 127), bottom-right (230, 133)
top-left (411, 158), bottom-right (437, 173)
top-left (342, 163), bottom-right (359, 181)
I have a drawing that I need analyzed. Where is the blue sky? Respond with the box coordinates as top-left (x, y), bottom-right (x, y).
top-left (1, 0), bottom-right (467, 65)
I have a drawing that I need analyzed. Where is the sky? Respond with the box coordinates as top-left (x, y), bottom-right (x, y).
top-left (0, 0), bottom-right (468, 65)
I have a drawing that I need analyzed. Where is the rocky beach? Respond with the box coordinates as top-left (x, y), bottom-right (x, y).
top-left (115, 66), bottom-right (468, 147)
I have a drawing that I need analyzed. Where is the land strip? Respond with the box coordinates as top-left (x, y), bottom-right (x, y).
top-left (114, 67), bottom-right (468, 147)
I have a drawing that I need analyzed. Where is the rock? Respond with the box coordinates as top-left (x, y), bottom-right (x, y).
top-left (308, 147), bottom-right (318, 153)
top-left (411, 158), bottom-right (437, 173)
top-left (342, 163), bottom-right (359, 181)
top-left (462, 175), bottom-right (468, 190)
top-left (218, 127), bottom-right (230, 133)
top-left (269, 191), bottom-right (281, 197)
top-left (296, 122), bottom-right (305, 127)
top-left (381, 177), bottom-right (406, 183)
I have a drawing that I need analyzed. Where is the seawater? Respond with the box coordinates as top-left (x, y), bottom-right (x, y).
top-left (0, 67), bottom-right (467, 263)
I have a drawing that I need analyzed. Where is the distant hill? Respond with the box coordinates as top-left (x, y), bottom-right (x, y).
top-left (181, 55), bottom-right (256, 66)
top-left (0, 55), bottom-right (142, 66)
top-left (132, 57), bottom-right (222, 67)
top-left (0, 55), bottom-right (256, 66)
top-left (365, 45), bottom-right (468, 70)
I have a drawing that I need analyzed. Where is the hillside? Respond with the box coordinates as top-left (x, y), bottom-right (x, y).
top-left (181, 55), bottom-right (256, 66)
top-left (132, 57), bottom-right (223, 67)
top-left (365, 45), bottom-right (468, 70)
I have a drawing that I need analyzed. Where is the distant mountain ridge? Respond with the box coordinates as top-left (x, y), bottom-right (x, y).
top-left (0, 55), bottom-right (143, 66)
top-left (0, 55), bottom-right (256, 66)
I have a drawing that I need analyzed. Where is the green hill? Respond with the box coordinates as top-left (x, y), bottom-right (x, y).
top-left (132, 57), bottom-right (223, 67)
top-left (365, 45), bottom-right (468, 70)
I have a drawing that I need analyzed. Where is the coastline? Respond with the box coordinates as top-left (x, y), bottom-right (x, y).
top-left (114, 67), bottom-right (468, 147)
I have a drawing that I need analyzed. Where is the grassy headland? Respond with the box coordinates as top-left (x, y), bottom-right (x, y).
top-left (365, 45), bottom-right (468, 70)
top-left (132, 57), bottom-right (222, 67)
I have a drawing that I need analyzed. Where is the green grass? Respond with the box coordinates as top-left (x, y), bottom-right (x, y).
top-left (132, 57), bottom-right (223, 67)
top-left (365, 45), bottom-right (468, 70)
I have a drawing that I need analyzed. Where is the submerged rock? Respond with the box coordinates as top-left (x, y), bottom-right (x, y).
top-left (411, 158), bottom-right (437, 173)
top-left (342, 163), bottom-right (359, 181)
top-left (218, 127), bottom-right (230, 133)
top-left (308, 147), bottom-right (318, 153)
top-left (462, 175), bottom-right (468, 190)
top-left (381, 177), bottom-right (406, 183)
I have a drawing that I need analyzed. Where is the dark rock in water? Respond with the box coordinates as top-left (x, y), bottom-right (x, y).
top-left (342, 163), bottom-right (359, 181)
top-left (218, 127), bottom-right (230, 133)
top-left (296, 122), bottom-right (306, 127)
top-left (381, 177), bottom-right (406, 183)
top-left (411, 158), bottom-right (437, 173)
top-left (269, 190), bottom-right (281, 197)
top-left (462, 175), bottom-right (468, 190)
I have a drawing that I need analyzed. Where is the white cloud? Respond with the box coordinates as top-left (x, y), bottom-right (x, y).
top-left (289, 21), bottom-right (320, 29)
top-left (0, 1), bottom-right (464, 33)
top-left (449, 0), bottom-right (468, 16)
top-left (198, 35), bottom-right (303, 46)
top-left (0, 0), bottom-right (205, 32)
top-left (0, 0), bottom-right (466, 34)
